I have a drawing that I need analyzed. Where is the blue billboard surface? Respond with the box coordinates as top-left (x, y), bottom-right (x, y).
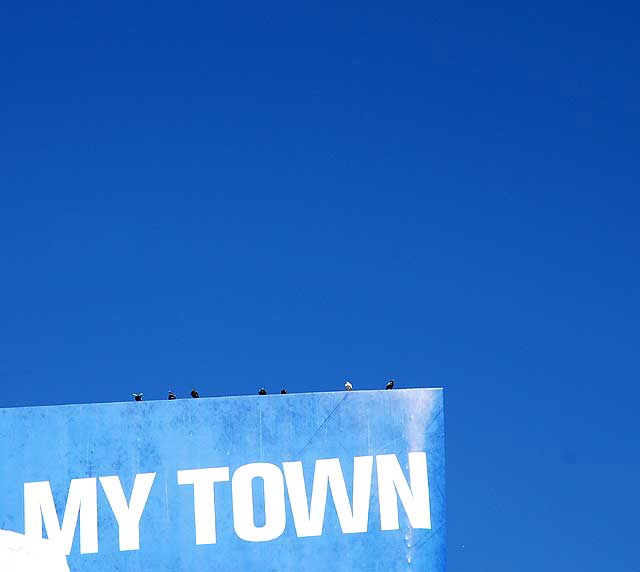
top-left (0, 388), bottom-right (445, 571)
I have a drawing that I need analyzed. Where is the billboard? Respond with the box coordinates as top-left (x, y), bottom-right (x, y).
top-left (0, 388), bottom-right (445, 571)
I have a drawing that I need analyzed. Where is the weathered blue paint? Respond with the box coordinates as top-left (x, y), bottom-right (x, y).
top-left (0, 388), bottom-right (445, 571)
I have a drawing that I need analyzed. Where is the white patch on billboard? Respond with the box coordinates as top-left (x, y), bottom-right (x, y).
top-left (0, 529), bottom-right (70, 572)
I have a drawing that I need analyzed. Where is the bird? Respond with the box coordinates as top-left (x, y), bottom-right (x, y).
top-left (258, 388), bottom-right (267, 395)
top-left (280, 388), bottom-right (287, 394)
top-left (133, 393), bottom-right (143, 402)
top-left (168, 391), bottom-right (177, 400)
top-left (345, 380), bottom-right (353, 391)
top-left (190, 389), bottom-right (200, 398)
top-left (385, 379), bottom-right (395, 390)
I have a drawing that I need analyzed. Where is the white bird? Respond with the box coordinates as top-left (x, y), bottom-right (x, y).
top-left (344, 380), bottom-right (353, 391)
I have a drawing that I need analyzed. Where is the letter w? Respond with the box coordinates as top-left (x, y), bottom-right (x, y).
top-left (283, 456), bottom-right (373, 537)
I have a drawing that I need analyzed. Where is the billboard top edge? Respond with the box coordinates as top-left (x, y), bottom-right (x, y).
top-left (0, 386), bottom-right (443, 413)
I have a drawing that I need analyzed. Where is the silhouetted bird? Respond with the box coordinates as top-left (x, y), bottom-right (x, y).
top-left (258, 388), bottom-right (267, 395)
top-left (168, 391), bottom-right (177, 400)
top-left (191, 389), bottom-right (200, 398)
top-left (345, 381), bottom-right (353, 391)
top-left (385, 379), bottom-right (395, 390)
top-left (280, 389), bottom-right (287, 394)
top-left (133, 393), bottom-right (143, 402)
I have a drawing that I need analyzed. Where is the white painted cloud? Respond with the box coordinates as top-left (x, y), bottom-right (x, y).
top-left (0, 529), bottom-right (70, 572)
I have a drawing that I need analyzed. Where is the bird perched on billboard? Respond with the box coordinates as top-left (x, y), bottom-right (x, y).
top-left (190, 389), bottom-right (200, 398)
top-left (133, 393), bottom-right (143, 402)
top-left (258, 388), bottom-right (267, 395)
top-left (345, 380), bottom-right (353, 391)
top-left (280, 389), bottom-right (287, 394)
top-left (168, 391), bottom-right (177, 400)
top-left (386, 379), bottom-right (395, 390)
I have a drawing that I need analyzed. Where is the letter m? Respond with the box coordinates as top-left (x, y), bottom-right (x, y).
top-left (24, 478), bottom-right (98, 555)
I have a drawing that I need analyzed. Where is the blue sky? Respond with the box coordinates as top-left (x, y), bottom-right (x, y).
top-left (1, 1), bottom-right (638, 570)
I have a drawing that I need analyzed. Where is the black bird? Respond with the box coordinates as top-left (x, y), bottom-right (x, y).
top-left (190, 389), bottom-right (200, 398)
top-left (385, 379), bottom-right (395, 390)
top-left (133, 393), bottom-right (143, 402)
top-left (280, 388), bottom-right (287, 394)
top-left (168, 391), bottom-right (177, 400)
top-left (258, 388), bottom-right (267, 395)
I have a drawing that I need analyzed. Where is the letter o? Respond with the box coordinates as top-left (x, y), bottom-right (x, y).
top-left (232, 463), bottom-right (286, 542)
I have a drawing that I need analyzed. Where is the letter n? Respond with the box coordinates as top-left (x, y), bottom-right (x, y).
top-left (376, 452), bottom-right (431, 531)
